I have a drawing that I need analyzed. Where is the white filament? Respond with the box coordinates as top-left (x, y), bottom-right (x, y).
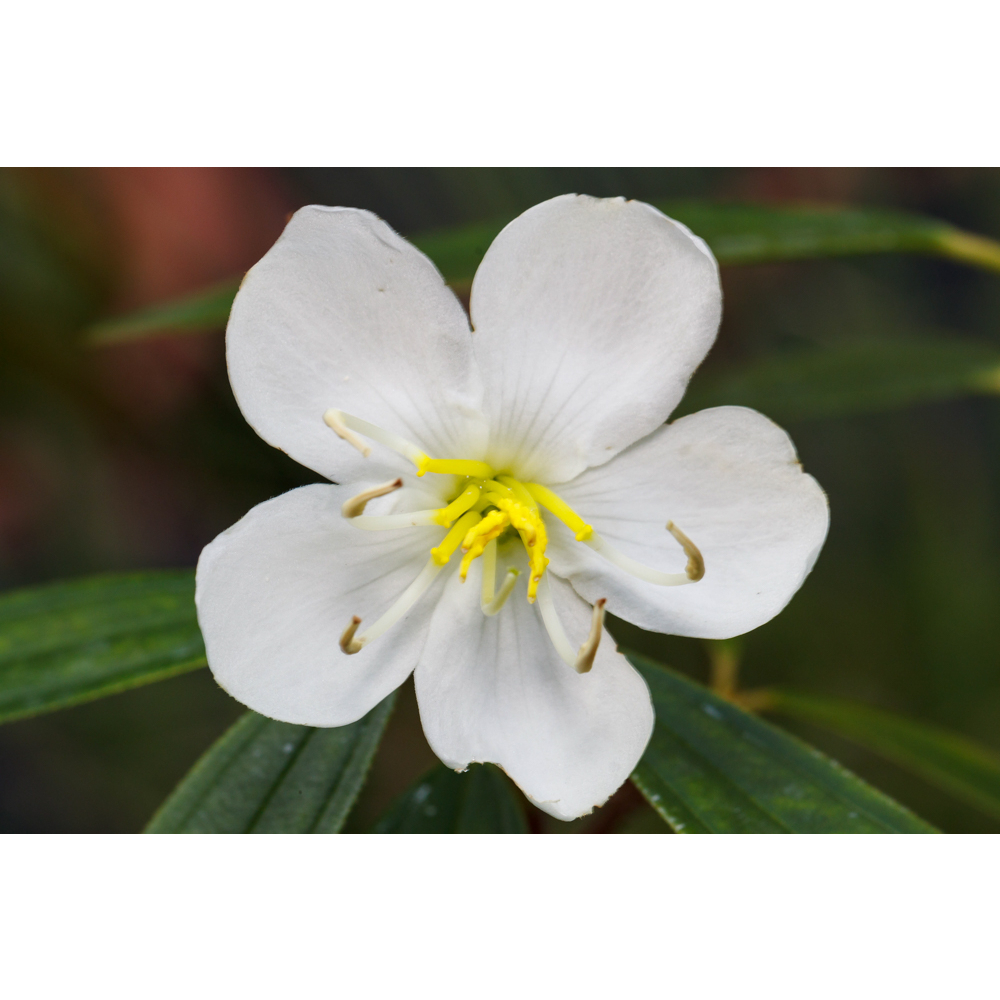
top-left (584, 531), bottom-right (693, 586)
top-left (534, 574), bottom-right (577, 669)
top-left (349, 510), bottom-right (441, 530)
top-left (323, 408), bottom-right (427, 466)
top-left (480, 539), bottom-right (519, 616)
top-left (342, 557), bottom-right (443, 653)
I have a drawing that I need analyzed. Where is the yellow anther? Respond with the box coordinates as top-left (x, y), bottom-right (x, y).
top-left (524, 483), bottom-right (593, 541)
top-left (493, 497), bottom-right (548, 601)
top-left (433, 483), bottom-right (481, 526)
top-left (430, 511), bottom-right (481, 566)
top-left (417, 458), bottom-right (495, 479)
top-left (459, 510), bottom-right (509, 580)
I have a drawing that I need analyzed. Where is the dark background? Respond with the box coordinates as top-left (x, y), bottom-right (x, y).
top-left (2, 167), bottom-right (1000, 832)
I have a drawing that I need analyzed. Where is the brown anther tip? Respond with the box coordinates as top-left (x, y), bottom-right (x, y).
top-left (339, 615), bottom-right (364, 655)
top-left (341, 477), bottom-right (405, 518)
top-left (666, 520), bottom-right (705, 582)
top-left (575, 599), bottom-right (608, 674)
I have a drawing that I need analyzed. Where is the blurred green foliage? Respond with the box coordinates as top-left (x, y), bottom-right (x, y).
top-left (3, 168), bottom-right (1000, 832)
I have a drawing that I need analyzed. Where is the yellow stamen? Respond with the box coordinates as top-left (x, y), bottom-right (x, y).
top-left (496, 475), bottom-right (538, 510)
top-left (459, 510), bottom-right (509, 580)
top-left (417, 458), bottom-right (494, 479)
top-left (524, 482), bottom-right (593, 541)
top-left (430, 511), bottom-right (482, 566)
top-left (493, 496), bottom-right (548, 601)
top-left (433, 482), bottom-right (481, 526)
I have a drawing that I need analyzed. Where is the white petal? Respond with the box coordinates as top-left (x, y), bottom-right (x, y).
top-left (414, 554), bottom-right (654, 821)
top-left (548, 407), bottom-right (830, 639)
top-left (196, 483), bottom-right (446, 726)
top-left (469, 194), bottom-right (721, 483)
top-left (227, 206), bottom-right (488, 484)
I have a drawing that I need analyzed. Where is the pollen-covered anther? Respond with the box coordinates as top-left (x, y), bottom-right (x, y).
top-left (341, 478), bottom-right (403, 518)
top-left (575, 599), bottom-right (607, 674)
top-left (459, 510), bottom-right (509, 580)
top-left (666, 521), bottom-right (705, 581)
top-left (340, 615), bottom-right (364, 654)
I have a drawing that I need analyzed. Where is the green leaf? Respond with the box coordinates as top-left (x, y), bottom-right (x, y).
top-left (371, 762), bottom-right (529, 833)
top-left (0, 571), bottom-right (205, 724)
top-left (86, 278), bottom-right (241, 345)
top-left (762, 688), bottom-right (1000, 823)
top-left (628, 654), bottom-right (937, 833)
top-left (682, 336), bottom-right (1000, 423)
top-left (83, 202), bottom-right (1000, 348)
top-left (658, 199), bottom-right (1000, 272)
top-left (145, 695), bottom-right (395, 833)
top-left (408, 220), bottom-right (507, 290)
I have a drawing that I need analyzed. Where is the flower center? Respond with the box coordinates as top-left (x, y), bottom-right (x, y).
top-left (324, 408), bottom-right (704, 673)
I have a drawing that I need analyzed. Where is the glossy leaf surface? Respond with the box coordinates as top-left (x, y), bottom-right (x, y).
top-left (0, 571), bottom-right (204, 724)
top-left (146, 695), bottom-right (395, 833)
top-left (628, 654), bottom-right (937, 833)
top-left (371, 762), bottom-right (528, 833)
top-left (764, 688), bottom-right (1000, 822)
top-left (83, 202), bottom-right (1000, 346)
top-left (683, 336), bottom-right (1000, 423)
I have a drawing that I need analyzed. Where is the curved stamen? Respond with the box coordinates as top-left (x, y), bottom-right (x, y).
top-left (535, 574), bottom-right (577, 669)
top-left (665, 521), bottom-right (705, 582)
top-left (584, 521), bottom-right (704, 586)
top-left (575, 598), bottom-right (607, 674)
top-left (339, 557), bottom-right (443, 654)
top-left (339, 616), bottom-right (363, 654)
top-left (323, 409), bottom-right (429, 467)
top-left (536, 577), bottom-right (608, 674)
top-left (524, 482), bottom-right (593, 541)
top-left (347, 484), bottom-right (486, 532)
top-left (341, 478), bottom-right (403, 518)
top-left (479, 538), bottom-right (520, 616)
top-left (430, 510), bottom-right (482, 566)
top-left (434, 483), bottom-right (482, 526)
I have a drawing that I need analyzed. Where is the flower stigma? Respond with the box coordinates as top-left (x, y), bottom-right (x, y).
top-left (325, 408), bottom-right (705, 669)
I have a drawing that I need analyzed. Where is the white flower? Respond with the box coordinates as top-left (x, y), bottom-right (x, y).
top-left (195, 194), bottom-right (829, 821)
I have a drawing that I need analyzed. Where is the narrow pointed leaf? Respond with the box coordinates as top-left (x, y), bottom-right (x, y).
top-left (762, 688), bottom-right (1000, 823)
top-left (83, 202), bottom-right (1000, 347)
top-left (0, 571), bottom-right (205, 724)
top-left (628, 654), bottom-right (937, 833)
top-left (146, 695), bottom-right (395, 833)
top-left (371, 762), bottom-right (529, 833)
top-left (86, 278), bottom-right (242, 344)
top-left (657, 199), bottom-right (1000, 272)
top-left (682, 336), bottom-right (1000, 423)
